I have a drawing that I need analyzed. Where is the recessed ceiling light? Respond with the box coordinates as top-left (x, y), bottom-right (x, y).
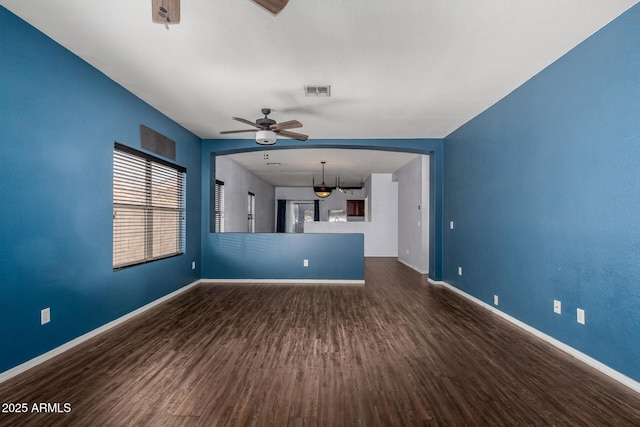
top-left (304, 85), bottom-right (331, 97)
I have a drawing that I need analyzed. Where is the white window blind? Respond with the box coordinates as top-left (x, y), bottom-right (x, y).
top-left (113, 143), bottom-right (186, 269)
top-left (248, 192), bottom-right (255, 233)
top-left (215, 180), bottom-right (224, 232)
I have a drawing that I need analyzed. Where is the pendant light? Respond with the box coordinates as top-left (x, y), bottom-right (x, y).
top-left (313, 161), bottom-right (333, 198)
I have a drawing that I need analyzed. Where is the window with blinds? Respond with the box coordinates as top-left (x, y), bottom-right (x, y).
top-left (214, 180), bottom-right (224, 232)
top-left (113, 143), bottom-right (186, 269)
top-left (248, 192), bottom-right (255, 233)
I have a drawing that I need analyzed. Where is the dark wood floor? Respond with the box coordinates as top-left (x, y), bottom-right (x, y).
top-left (1, 258), bottom-right (640, 426)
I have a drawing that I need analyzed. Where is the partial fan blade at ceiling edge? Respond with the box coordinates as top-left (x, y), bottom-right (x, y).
top-left (251, 0), bottom-right (289, 15)
top-left (278, 130), bottom-right (308, 141)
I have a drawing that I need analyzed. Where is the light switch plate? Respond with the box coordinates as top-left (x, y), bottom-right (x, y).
top-left (554, 300), bottom-right (561, 314)
top-left (41, 308), bottom-right (50, 325)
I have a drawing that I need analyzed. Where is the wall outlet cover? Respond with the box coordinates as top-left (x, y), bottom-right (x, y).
top-left (577, 308), bottom-right (586, 325)
top-left (493, 295), bottom-right (499, 306)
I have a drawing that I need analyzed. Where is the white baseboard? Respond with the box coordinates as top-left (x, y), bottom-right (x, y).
top-left (433, 279), bottom-right (640, 395)
top-left (397, 258), bottom-right (428, 274)
top-left (201, 279), bottom-right (365, 286)
top-left (0, 279), bottom-right (201, 384)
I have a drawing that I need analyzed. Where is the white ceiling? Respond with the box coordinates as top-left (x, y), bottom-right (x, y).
top-left (2, 0), bottom-right (637, 142)
top-left (3, 1), bottom-right (637, 186)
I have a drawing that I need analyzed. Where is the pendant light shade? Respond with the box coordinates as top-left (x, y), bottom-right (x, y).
top-left (314, 187), bottom-right (332, 198)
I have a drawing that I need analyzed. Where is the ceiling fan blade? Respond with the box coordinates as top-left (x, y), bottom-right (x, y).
top-left (277, 130), bottom-right (308, 141)
top-left (220, 129), bottom-right (258, 134)
top-left (232, 117), bottom-right (262, 128)
top-left (251, 0), bottom-right (289, 15)
top-left (271, 120), bottom-right (302, 131)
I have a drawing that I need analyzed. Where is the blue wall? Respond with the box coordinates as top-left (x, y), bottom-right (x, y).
top-left (201, 139), bottom-right (444, 280)
top-left (443, 4), bottom-right (640, 381)
top-left (8, 0), bottom-right (637, 387)
top-left (0, 8), bottom-right (202, 373)
top-left (204, 233), bottom-right (364, 280)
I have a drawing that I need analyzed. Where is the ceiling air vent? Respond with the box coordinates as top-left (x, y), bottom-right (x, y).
top-left (304, 85), bottom-right (331, 97)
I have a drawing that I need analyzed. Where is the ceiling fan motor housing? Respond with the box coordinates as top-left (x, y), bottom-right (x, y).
top-left (256, 117), bottom-right (276, 127)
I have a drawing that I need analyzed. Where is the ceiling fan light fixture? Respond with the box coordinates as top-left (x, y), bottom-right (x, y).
top-left (222, 109), bottom-right (308, 142)
top-left (256, 130), bottom-right (277, 145)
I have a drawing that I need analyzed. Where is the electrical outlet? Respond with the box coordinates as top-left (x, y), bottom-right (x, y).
top-left (577, 308), bottom-right (585, 325)
top-left (493, 295), bottom-right (499, 306)
top-left (458, 266), bottom-right (463, 276)
top-left (41, 308), bottom-right (50, 325)
top-left (554, 300), bottom-right (561, 314)
top-left (303, 259), bottom-right (309, 267)
top-left (450, 221), bottom-right (454, 229)
top-left (192, 261), bottom-right (196, 270)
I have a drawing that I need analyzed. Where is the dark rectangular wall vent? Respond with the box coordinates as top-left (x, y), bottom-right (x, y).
top-left (140, 124), bottom-right (176, 160)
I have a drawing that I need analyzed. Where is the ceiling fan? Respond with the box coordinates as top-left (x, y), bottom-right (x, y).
top-left (220, 108), bottom-right (309, 145)
top-left (152, 0), bottom-right (289, 25)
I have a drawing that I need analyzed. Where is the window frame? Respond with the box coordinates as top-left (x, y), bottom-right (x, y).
top-left (113, 142), bottom-right (186, 270)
